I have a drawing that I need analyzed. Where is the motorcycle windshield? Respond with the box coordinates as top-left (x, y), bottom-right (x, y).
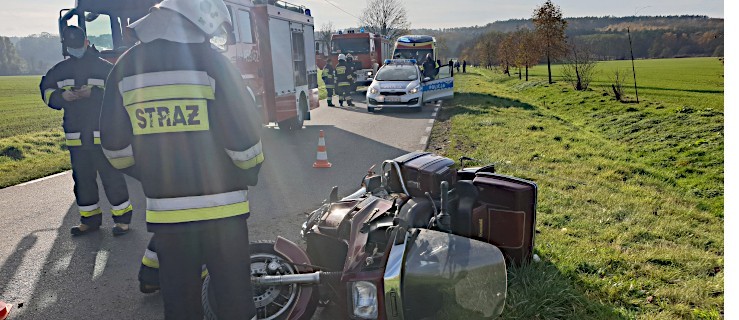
top-left (402, 229), bottom-right (507, 319)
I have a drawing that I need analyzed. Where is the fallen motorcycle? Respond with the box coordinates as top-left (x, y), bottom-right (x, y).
top-left (202, 152), bottom-right (537, 319)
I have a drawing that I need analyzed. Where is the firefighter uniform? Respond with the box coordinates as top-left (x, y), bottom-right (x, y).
top-left (322, 62), bottom-right (336, 107)
top-left (39, 27), bottom-right (132, 234)
top-left (335, 56), bottom-right (354, 107)
top-left (100, 13), bottom-right (263, 319)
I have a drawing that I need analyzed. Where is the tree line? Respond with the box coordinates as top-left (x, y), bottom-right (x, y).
top-left (423, 15), bottom-right (722, 64)
top-left (1, 33), bottom-right (113, 76)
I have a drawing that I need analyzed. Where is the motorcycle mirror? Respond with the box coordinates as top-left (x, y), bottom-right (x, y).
top-left (459, 156), bottom-right (480, 168)
top-left (329, 186), bottom-right (339, 203)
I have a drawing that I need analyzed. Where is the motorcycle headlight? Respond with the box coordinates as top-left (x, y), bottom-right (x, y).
top-left (409, 85), bottom-right (420, 94)
top-left (351, 281), bottom-right (378, 319)
top-left (369, 87), bottom-right (379, 95)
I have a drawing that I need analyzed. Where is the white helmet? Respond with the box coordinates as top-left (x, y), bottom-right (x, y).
top-left (338, 54), bottom-right (346, 61)
top-left (159, 0), bottom-right (232, 36)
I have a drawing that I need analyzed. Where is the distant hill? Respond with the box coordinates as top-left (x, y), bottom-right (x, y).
top-left (412, 15), bottom-right (723, 60)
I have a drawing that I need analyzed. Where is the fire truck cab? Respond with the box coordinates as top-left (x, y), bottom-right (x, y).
top-left (58, 0), bottom-right (319, 131)
top-left (330, 30), bottom-right (393, 90)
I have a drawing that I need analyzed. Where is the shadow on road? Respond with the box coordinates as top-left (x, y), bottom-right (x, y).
top-left (0, 123), bottom-right (410, 319)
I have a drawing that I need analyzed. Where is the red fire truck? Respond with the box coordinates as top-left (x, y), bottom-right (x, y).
top-left (330, 30), bottom-right (393, 90)
top-left (58, 0), bottom-right (319, 130)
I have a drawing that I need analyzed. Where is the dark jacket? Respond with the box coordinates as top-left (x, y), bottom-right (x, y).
top-left (99, 40), bottom-right (263, 232)
top-left (322, 63), bottom-right (335, 86)
top-left (422, 58), bottom-right (437, 78)
top-left (335, 60), bottom-right (352, 86)
top-left (39, 48), bottom-right (112, 149)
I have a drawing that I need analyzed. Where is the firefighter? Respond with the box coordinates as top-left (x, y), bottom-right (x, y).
top-left (335, 54), bottom-right (354, 107)
top-left (39, 26), bottom-right (133, 236)
top-left (322, 57), bottom-right (336, 107)
top-left (99, 0), bottom-right (263, 318)
top-left (346, 53), bottom-right (358, 92)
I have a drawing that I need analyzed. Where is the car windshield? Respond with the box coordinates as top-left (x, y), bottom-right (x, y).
top-left (375, 66), bottom-right (418, 81)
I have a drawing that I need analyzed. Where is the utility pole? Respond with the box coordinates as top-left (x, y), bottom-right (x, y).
top-left (627, 27), bottom-right (639, 103)
top-left (628, 7), bottom-right (648, 104)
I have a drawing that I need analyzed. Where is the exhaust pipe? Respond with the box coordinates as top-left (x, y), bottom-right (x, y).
top-left (252, 271), bottom-right (341, 286)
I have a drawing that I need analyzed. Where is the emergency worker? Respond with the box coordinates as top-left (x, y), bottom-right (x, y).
top-left (99, 0), bottom-right (264, 318)
top-left (423, 53), bottom-right (438, 79)
top-left (335, 54), bottom-right (355, 107)
top-left (346, 53), bottom-right (357, 92)
top-left (322, 58), bottom-right (336, 107)
top-left (39, 26), bottom-right (133, 236)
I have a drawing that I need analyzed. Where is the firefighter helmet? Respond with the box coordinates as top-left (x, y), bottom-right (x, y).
top-left (158, 0), bottom-right (232, 36)
top-left (338, 54), bottom-right (346, 61)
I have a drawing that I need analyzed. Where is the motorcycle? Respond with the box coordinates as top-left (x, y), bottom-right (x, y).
top-left (202, 152), bottom-right (537, 319)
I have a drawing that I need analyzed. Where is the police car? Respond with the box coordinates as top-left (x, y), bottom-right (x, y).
top-left (365, 59), bottom-right (454, 112)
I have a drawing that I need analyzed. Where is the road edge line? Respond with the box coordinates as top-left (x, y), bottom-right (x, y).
top-left (422, 101), bottom-right (442, 151)
top-left (15, 171), bottom-right (71, 187)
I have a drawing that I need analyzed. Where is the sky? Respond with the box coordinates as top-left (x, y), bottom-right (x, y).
top-left (0, 0), bottom-right (725, 37)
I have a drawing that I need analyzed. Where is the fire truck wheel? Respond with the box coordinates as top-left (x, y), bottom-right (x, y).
top-left (277, 94), bottom-right (308, 131)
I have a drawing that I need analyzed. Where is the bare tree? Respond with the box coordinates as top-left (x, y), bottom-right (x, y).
top-left (317, 21), bottom-right (334, 45)
top-left (498, 33), bottom-right (516, 76)
top-left (514, 28), bottom-right (541, 81)
top-left (611, 68), bottom-right (627, 101)
top-left (562, 40), bottom-right (598, 91)
top-left (533, 0), bottom-right (567, 84)
top-left (359, 0), bottom-right (411, 40)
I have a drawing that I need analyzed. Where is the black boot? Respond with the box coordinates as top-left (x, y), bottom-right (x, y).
top-left (347, 100), bottom-right (355, 107)
top-left (71, 223), bottom-right (100, 236)
top-left (327, 100), bottom-right (334, 107)
top-left (339, 101), bottom-right (344, 107)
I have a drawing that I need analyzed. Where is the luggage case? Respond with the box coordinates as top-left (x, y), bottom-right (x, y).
top-left (390, 152), bottom-right (456, 197)
top-left (471, 172), bottom-right (537, 265)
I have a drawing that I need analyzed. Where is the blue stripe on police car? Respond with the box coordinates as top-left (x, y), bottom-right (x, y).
top-left (422, 78), bottom-right (454, 92)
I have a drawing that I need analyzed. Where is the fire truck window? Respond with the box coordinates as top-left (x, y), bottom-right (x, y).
top-left (237, 10), bottom-right (254, 43)
top-left (84, 12), bottom-right (114, 51)
top-left (292, 32), bottom-right (307, 87)
top-left (332, 38), bottom-right (370, 54)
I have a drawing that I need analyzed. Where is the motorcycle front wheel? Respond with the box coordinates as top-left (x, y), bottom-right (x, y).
top-left (201, 240), bottom-right (319, 320)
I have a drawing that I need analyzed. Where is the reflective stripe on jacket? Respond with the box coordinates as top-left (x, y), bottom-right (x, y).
top-left (39, 48), bottom-right (112, 148)
top-left (100, 40), bottom-right (264, 231)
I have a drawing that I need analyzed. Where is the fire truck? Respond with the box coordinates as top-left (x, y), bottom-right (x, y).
top-left (58, 0), bottom-right (319, 130)
top-left (330, 30), bottom-right (393, 90)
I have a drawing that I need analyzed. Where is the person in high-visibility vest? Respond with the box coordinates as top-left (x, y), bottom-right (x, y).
top-left (335, 54), bottom-right (355, 107)
top-left (99, 0), bottom-right (263, 318)
top-left (39, 26), bottom-right (133, 236)
top-left (322, 58), bottom-right (336, 107)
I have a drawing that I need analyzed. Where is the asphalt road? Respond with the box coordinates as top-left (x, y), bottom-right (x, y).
top-left (0, 94), bottom-right (440, 319)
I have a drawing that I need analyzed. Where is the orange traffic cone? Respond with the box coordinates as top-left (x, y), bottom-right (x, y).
top-left (312, 130), bottom-right (332, 168)
top-left (0, 300), bottom-right (11, 320)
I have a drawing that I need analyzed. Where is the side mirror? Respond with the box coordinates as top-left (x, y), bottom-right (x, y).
top-left (85, 12), bottom-right (100, 22)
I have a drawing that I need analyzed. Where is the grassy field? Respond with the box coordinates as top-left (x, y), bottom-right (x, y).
top-left (430, 57), bottom-right (723, 319)
top-left (0, 76), bottom-right (69, 188)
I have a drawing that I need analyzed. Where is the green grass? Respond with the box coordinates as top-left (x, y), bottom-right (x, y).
top-left (431, 57), bottom-right (723, 319)
top-left (0, 76), bottom-right (69, 188)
